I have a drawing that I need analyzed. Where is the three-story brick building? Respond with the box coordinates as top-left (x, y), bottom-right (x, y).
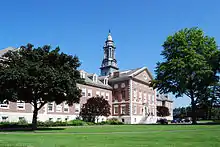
top-left (0, 31), bottom-right (173, 124)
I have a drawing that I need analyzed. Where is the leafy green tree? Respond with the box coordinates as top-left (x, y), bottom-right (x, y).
top-left (0, 44), bottom-right (84, 129)
top-left (151, 28), bottom-right (220, 124)
top-left (157, 106), bottom-right (170, 117)
top-left (80, 96), bottom-right (111, 123)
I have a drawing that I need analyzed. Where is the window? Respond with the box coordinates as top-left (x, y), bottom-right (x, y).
top-left (122, 90), bottom-right (126, 101)
top-left (0, 100), bottom-right (9, 109)
top-left (133, 89), bottom-right (137, 98)
top-left (17, 100), bottom-right (25, 110)
top-left (96, 91), bottom-right (100, 96)
top-left (148, 94), bottom-right (151, 103)
top-left (143, 92), bottom-right (147, 102)
top-left (56, 104), bottom-right (62, 112)
top-left (93, 74), bottom-right (98, 82)
top-left (162, 101), bottom-right (165, 106)
top-left (152, 95), bottom-right (155, 104)
top-left (121, 83), bottom-right (125, 88)
top-left (19, 117), bottom-right (25, 121)
top-left (2, 116), bottom-right (8, 122)
top-left (48, 102), bottom-right (54, 112)
top-left (114, 84), bottom-right (118, 89)
top-left (121, 105), bottom-right (126, 115)
top-left (139, 91), bottom-right (142, 100)
top-left (114, 105), bottom-right (119, 114)
top-left (75, 104), bottom-right (80, 113)
top-left (88, 89), bottom-right (92, 97)
top-left (105, 93), bottom-right (109, 100)
top-left (82, 88), bottom-right (86, 97)
top-left (101, 92), bottom-right (105, 98)
top-left (80, 72), bottom-right (86, 78)
top-left (133, 105), bottom-right (137, 114)
top-left (104, 78), bottom-right (108, 85)
top-left (64, 102), bottom-right (69, 113)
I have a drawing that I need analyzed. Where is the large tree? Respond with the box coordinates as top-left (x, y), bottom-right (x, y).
top-left (151, 28), bottom-right (220, 124)
top-left (0, 44), bottom-right (84, 129)
top-left (80, 96), bottom-right (111, 123)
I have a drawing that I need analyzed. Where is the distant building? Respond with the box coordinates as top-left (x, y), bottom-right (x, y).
top-left (156, 94), bottom-right (173, 120)
top-left (0, 31), bottom-right (173, 124)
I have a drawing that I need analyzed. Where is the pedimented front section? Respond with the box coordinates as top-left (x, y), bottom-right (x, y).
top-left (133, 69), bottom-right (153, 84)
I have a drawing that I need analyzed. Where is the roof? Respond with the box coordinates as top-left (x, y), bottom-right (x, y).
top-left (109, 66), bottom-right (153, 82)
top-left (0, 47), bottom-right (16, 56)
top-left (80, 70), bottom-right (112, 90)
top-left (156, 94), bottom-right (173, 102)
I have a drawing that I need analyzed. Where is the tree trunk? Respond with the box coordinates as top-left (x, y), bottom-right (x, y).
top-left (208, 104), bottom-right (213, 120)
top-left (191, 95), bottom-right (197, 124)
top-left (32, 108), bottom-right (38, 130)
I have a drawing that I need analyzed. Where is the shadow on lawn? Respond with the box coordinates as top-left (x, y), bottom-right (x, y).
top-left (141, 122), bottom-right (220, 126)
top-left (0, 127), bottom-right (65, 132)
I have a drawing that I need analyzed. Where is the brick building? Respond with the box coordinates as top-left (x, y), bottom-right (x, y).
top-left (0, 31), bottom-right (173, 123)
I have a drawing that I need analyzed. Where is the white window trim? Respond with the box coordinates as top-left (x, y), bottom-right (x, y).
top-left (133, 104), bottom-right (137, 114)
top-left (144, 93), bottom-right (147, 102)
top-left (104, 78), bottom-right (108, 85)
top-left (80, 72), bottom-right (86, 79)
top-left (93, 74), bottom-right (98, 82)
top-left (88, 89), bottom-right (92, 98)
top-left (64, 102), bottom-right (69, 113)
top-left (101, 92), bottom-right (105, 98)
top-left (48, 102), bottom-right (54, 112)
top-left (96, 91), bottom-right (100, 96)
top-left (114, 105), bottom-right (119, 114)
top-left (139, 91), bottom-right (142, 99)
top-left (56, 104), bottom-right (63, 112)
top-left (133, 89), bottom-right (137, 98)
top-left (17, 100), bottom-right (25, 110)
top-left (1, 116), bottom-right (9, 122)
top-left (152, 95), bottom-right (155, 104)
top-left (75, 104), bottom-right (80, 113)
top-left (105, 93), bottom-right (109, 100)
top-left (0, 100), bottom-right (9, 109)
top-left (82, 88), bottom-right (86, 97)
top-left (121, 83), bottom-right (125, 88)
top-left (121, 104), bottom-right (126, 115)
top-left (148, 94), bottom-right (151, 104)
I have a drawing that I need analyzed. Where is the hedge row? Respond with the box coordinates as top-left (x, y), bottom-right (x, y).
top-left (0, 118), bottom-right (124, 128)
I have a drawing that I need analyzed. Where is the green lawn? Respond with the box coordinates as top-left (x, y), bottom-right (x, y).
top-left (0, 125), bottom-right (220, 147)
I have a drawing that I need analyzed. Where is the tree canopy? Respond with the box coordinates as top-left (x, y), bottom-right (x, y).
top-left (0, 44), bottom-right (84, 129)
top-left (151, 28), bottom-right (220, 124)
top-left (80, 96), bottom-right (111, 123)
top-left (157, 106), bottom-right (170, 117)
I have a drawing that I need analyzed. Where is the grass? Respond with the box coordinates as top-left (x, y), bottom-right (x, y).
top-left (0, 125), bottom-right (220, 147)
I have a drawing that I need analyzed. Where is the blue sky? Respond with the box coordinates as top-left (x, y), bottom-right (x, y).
top-left (0, 0), bottom-right (220, 108)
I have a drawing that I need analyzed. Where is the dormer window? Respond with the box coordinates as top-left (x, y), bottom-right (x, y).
top-left (93, 74), bottom-right (97, 82)
top-left (104, 78), bottom-right (108, 85)
top-left (80, 71), bottom-right (85, 79)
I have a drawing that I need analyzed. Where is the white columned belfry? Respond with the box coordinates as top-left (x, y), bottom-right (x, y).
top-left (100, 30), bottom-right (119, 76)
